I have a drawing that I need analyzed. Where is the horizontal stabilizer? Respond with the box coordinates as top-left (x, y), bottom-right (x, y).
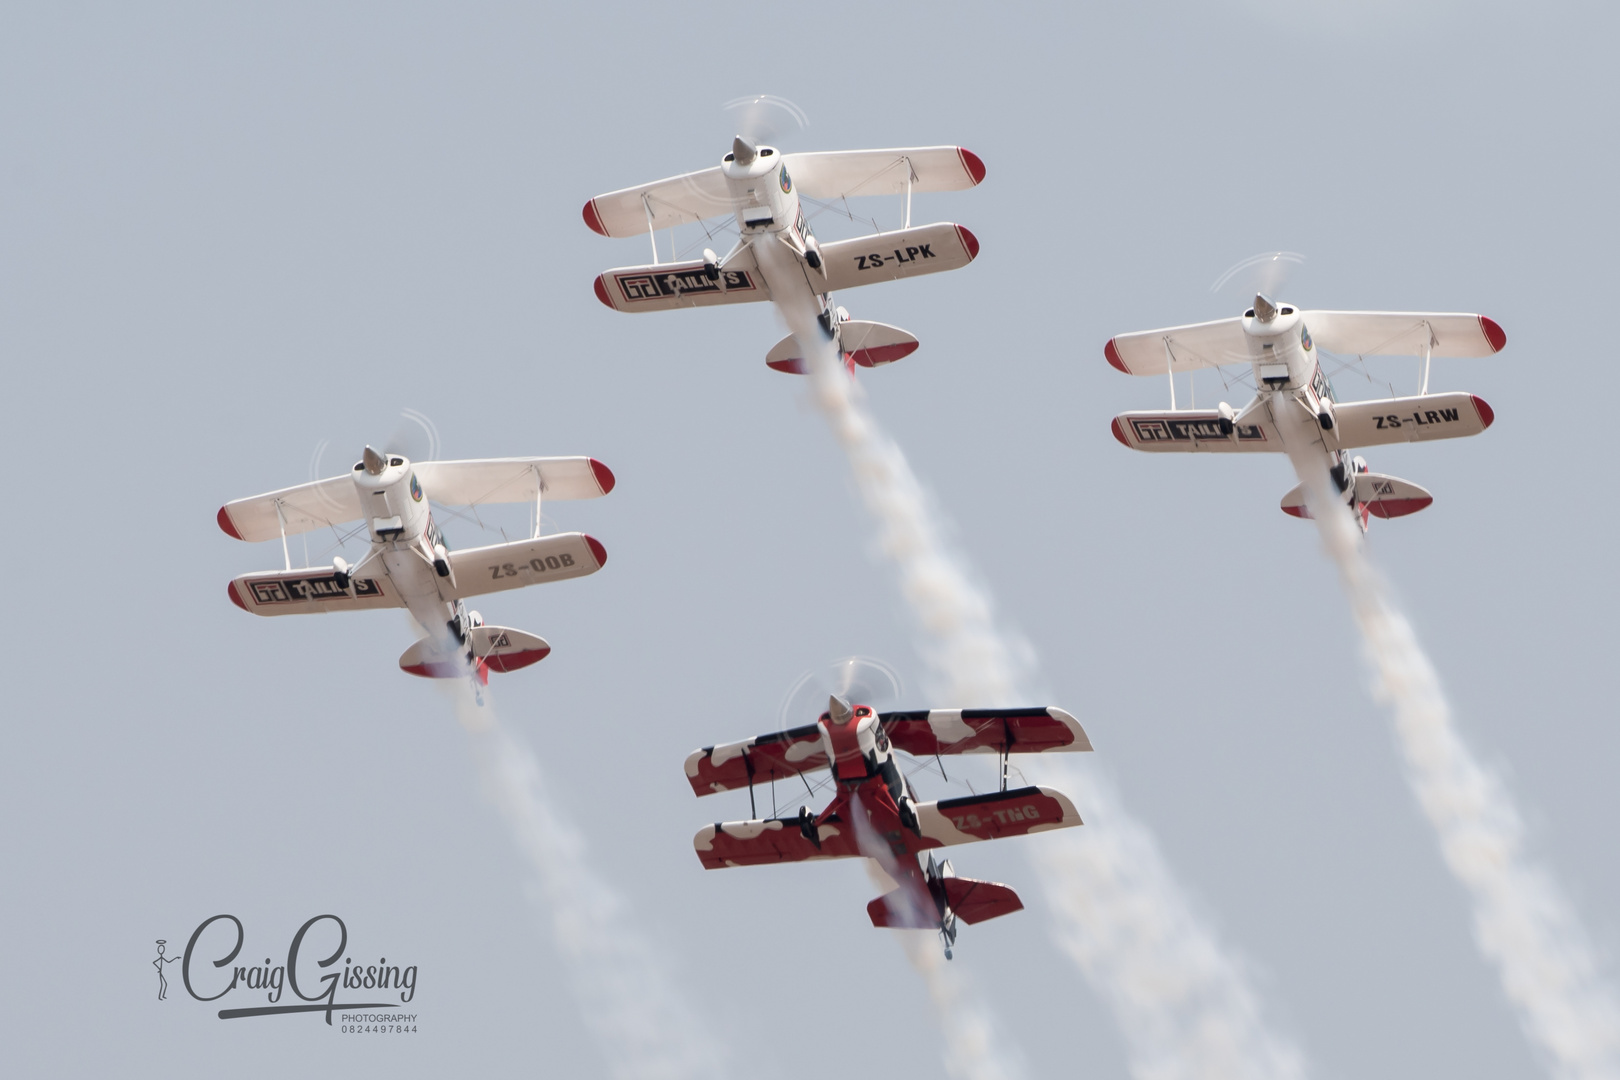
top-left (867, 888), bottom-right (939, 929)
top-left (820, 223), bottom-right (979, 292)
top-left (942, 876), bottom-right (1024, 925)
top-left (399, 626), bottom-right (551, 679)
top-left (594, 244), bottom-right (769, 313)
top-left (446, 533), bottom-right (606, 600)
top-left (765, 321), bottom-right (920, 374)
top-left (866, 877), bottom-right (1023, 929)
top-left (1281, 474), bottom-right (1434, 520)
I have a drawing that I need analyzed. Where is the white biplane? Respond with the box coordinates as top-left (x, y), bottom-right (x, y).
top-left (584, 137), bottom-right (984, 373)
top-left (1106, 295), bottom-right (1506, 527)
top-left (219, 447), bottom-right (613, 698)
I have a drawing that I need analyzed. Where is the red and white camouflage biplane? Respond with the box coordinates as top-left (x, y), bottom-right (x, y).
top-left (685, 695), bottom-right (1090, 956)
top-left (1106, 295), bottom-right (1506, 528)
top-left (219, 447), bottom-right (612, 702)
top-left (584, 137), bottom-right (984, 374)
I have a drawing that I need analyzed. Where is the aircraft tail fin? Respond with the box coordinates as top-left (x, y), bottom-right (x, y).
top-left (398, 626), bottom-right (551, 679)
top-left (1280, 473), bottom-right (1434, 521)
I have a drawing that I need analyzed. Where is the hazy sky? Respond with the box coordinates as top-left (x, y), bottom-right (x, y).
top-left (3, 3), bottom-right (1617, 1078)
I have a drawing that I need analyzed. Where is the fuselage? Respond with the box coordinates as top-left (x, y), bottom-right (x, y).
top-left (719, 144), bottom-right (840, 356)
top-left (1239, 302), bottom-right (1365, 515)
top-left (348, 451), bottom-right (468, 655)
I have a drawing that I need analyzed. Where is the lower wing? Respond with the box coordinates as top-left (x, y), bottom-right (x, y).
top-left (593, 246), bottom-right (768, 313)
top-left (1331, 393), bottom-right (1494, 449)
top-left (1111, 410), bottom-right (1283, 452)
top-left (819, 223), bottom-right (978, 292)
top-left (693, 785), bottom-right (1080, 869)
top-left (446, 533), bottom-right (606, 600)
top-left (227, 568), bottom-right (401, 616)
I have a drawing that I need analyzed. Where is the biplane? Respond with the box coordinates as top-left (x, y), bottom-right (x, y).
top-left (1106, 294), bottom-right (1505, 527)
top-left (585, 137), bottom-right (984, 374)
top-left (219, 446), bottom-right (612, 699)
top-left (685, 695), bottom-right (1090, 956)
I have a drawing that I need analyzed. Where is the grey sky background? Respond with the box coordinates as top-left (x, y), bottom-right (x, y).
top-left (3, 2), bottom-right (1616, 1077)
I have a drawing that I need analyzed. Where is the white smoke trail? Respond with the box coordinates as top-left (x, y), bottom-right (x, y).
top-left (850, 792), bottom-right (1027, 1080)
top-left (1294, 457), bottom-right (1620, 1080)
top-left (802, 336), bottom-right (1306, 1080)
top-left (452, 689), bottom-right (722, 1080)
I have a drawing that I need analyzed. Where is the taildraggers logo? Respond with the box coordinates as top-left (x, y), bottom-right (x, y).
top-left (156, 914), bottom-right (418, 1030)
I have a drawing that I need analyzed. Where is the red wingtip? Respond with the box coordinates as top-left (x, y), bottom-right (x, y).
top-left (1104, 339), bottom-right (1128, 373)
top-left (1110, 417), bottom-right (1130, 447)
top-left (226, 581), bottom-right (246, 610)
top-left (584, 534), bottom-right (608, 569)
top-left (593, 275), bottom-right (613, 309)
top-left (1478, 316), bottom-right (1507, 353)
top-left (955, 225), bottom-right (980, 261)
top-left (958, 148), bottom-right (986, 186)
top-left (582, 199), bottom-right (608, 236)
top-left (1281, 504), bottom-right (1312, 519)
top-left (589, 458), bottom-right (617, 495)
top-left (1472, 395), bottom-right (1496, 429)
top-left (216, 506), bottom-right (242, 539)
top-left (766, 357), bottom-right (808, 374)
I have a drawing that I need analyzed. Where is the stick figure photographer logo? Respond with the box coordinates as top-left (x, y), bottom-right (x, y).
top-left (153, 940), bottom-right (179, 999)
top-left (155, 913), bottom-right (419, 1027)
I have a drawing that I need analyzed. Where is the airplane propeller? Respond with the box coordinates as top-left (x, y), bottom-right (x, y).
top-left (1209, 250), bottom-right (1306, 306)
top-left (776, 655), bottom-right (902, 730)
top-left (722, 94), bottom-right (808, 148)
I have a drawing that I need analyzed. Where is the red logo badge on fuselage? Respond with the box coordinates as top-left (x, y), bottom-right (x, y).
top-left (410, 473), bottom-right (423, 502)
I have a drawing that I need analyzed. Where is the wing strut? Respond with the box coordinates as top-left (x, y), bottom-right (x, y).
top-left (531, 464), bottom-right (544, 540)
top-left (642, 193), bottom-right (660, 265)
top-left (1165, 339), bottom-right (1177, 411)
top-left (1419, 325), bottom-right (1434, 396)
top-left (744, 751), bottom-right (756, 819)
top-left (275, 501), bottom-right (291, 570)
top-left (902, 157), bottom-right (914, 229)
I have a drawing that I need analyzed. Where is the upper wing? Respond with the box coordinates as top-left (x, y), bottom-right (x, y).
top-left (1110, 409), bottom-right (1283, 452)
top-left (684, 724), bottom-right (829, 796)
top-left (819, 223), bottom-right (979, 292)
top-left (217, 476), bottom-right (362, 542)
top-left (788, 147), bottom-right (985, 199)
top-left (1305, 312), bottom-right (1506, 357)
top-left (446, 533), bottom-right (606, 600)
top-left (413, 457), bottom-right (615, 506)
top-left (881, 707), bottom-right (1091, 756)
top-left (593, 246), bottom-right (769, 314)
top-left (582, 167), bottom-right (735, 237)
top-left (1105, 317), bottom-right (1250, 376)
top-left (227, 567), bottom-right (400, 616)
top-left (1331, 393), bottom-right (1495, 449)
